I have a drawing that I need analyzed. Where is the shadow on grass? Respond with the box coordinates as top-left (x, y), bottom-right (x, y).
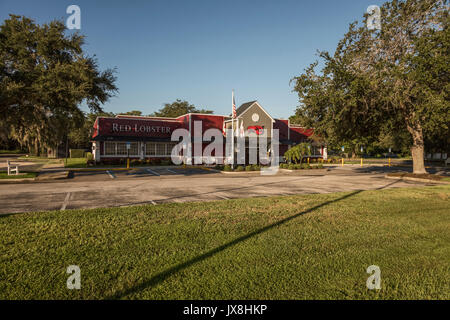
top-left (106, 179), bottom-right (400, 299)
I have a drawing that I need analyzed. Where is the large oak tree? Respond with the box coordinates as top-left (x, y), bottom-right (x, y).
top-left (291, 0), bottom-right (449, 173)
top-left (150, 99), bottom-right (213, 118)
top-left (0, 15), bottom-right (118, 155)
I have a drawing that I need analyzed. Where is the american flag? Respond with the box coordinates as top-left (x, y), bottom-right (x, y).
top-left (232, 90), bottom-right (236, 119)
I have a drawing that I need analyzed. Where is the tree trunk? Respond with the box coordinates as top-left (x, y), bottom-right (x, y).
top-left (406, 120), bottom-right (427, 174)
top-left (34, 137), bottom-right (40, 157)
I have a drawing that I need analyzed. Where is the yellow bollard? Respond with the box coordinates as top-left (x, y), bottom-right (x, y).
top-left (307, 157), bottom-right (310, 165)
top-left (341, 158), bottom-right (344, 167)
top-left (361, 157), bottom-right (363, 167)
top-left (127, 158), bottom-right (130, 169)
top-left (389, 158), bottom-right (391, 167)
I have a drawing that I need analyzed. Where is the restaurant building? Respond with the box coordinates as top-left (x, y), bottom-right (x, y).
top-left (91, 101), bottom-right (327, 164)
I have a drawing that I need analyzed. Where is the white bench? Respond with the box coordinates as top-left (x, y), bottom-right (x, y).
top-left (6, 160), bottom-right (19, 175)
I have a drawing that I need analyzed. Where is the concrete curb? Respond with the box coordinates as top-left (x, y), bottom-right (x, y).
top-left (384, 175), bottom-right (450, 184)
top-left (0, 177), bottom-right (36, 183)
top-left (65, 165), bottom-right (216, 173)
top-left (221, 170), bottom-right (261, 174)
top-left (279, 168), bottom-right (328, 173)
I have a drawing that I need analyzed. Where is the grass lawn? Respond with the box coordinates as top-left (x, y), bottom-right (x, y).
top-left (64, 157), bottom-right (87, 168)
top-left (0, 150), bottom-right (24, 154)
top-left (0, 185), bottom-right (449, 300)
top-left (17, 156), bottom-right (62, 164)
top-left (0, 171), bottom-right (38, 179)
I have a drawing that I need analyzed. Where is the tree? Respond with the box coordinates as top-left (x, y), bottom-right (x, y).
top-left (68, 111), bottom-right (115, 149)
top-left (291, 0), bottom-right (449, 173)
top-left (284, 142), bottom-right (311, 164)
top-left (150, 99), bottom-right (213, 118)
top-left (0, 15), bottom-right (118, 155)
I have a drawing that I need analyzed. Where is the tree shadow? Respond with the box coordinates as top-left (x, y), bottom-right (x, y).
top-left (106, 179), bottom-right (400, 299)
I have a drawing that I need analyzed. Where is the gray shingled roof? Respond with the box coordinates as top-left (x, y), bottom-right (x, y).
top-left (235, 101), bottom-right (257, 117)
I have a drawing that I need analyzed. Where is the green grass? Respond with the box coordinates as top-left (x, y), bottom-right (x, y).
top-left (64, 157), bottom-right (87, 168)
top-left (0, 171), bottom-right (38, 179)
top-left (1, 185), bottom-right (449, 300)
top-left (17, 155), bottom-right (62, 164)
top-left (0, 149), bottom-right (24, 154)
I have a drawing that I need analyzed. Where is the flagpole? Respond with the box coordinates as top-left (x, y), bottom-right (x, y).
top-left (231, 90), bottom-right (235, 169)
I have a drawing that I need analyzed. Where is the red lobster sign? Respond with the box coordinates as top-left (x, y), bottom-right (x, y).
top-left (247, 126), bottom-right (264, 135)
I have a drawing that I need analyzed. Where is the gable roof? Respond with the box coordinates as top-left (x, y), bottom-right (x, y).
top-left (236, 100), bottom-right (275, 123)
top-left (235, 101), bottom-right (258, 117)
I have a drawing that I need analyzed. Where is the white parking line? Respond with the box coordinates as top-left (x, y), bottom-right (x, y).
top-left (216, 195), bottom-right (229, 200)
top-left (150, 200), bottom-right (157, 205)
top-left (106, 170), bottom-right (116, 179)
top-left (146, 169), bottom-right (160, 176)
top-left (166, 169), bottom-right (178, 174)
top-left (60, 192), bottom-right (71, 211)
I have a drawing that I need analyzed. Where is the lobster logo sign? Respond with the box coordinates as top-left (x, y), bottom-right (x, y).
top-left (247, 126), bottom-right (264, 135)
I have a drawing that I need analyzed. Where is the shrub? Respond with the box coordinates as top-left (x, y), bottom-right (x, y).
top-left (224, 165), bottom-right (232, 171)
top-left (69, 149), bottom-right (85, 158)
top-left (251, 164), bottom-right (260, 171)
top-left (86, 152), bottom-right (93, 161)
top-left (288, 164), bottom-right (295, 170)
top-left (294, 164), bottom-right (302, 170)
top-left (160, 159), bottom-right (172, 166)
top-left (302, 163), bottom-right (311, 169)
top-left (148, 158), bottom-right (161, 165)
top-left (245, 165), bottom-right (253, 171)
top-left (236, 165), bottom-right (245, 171)
top-left (317, 163), bottom-right (324, 169)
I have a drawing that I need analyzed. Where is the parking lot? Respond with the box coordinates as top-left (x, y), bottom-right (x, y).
top-left (0, 165), bottom-right (442, 215)
top-left (69, 166), bottom-right (215, 182)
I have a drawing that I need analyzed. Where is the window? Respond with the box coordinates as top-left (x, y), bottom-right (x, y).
top-left (129, 142), bottom-right (139, 155)
top-left (116, 142), bottom-right (128, 155)
top-left (166, 143), bottom-right (176, 156)
top-left (156, 143), bottom-right (166, 155)
top-left (105, 142), bottom-right (116, 155)
top-left (146, 143), bottom-right (156, 156)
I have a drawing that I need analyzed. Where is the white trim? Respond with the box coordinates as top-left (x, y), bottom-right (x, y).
top-left (60, 192), bottom-right (71, 211)
top-left (106, 170), bottom-right (116, 179)
top-left (238, 101), bottom-right (275, 123)
top-left (288, 119), bottom-right (290, 140)
top-left (186, 113), bottom-right (228, 118)
top-left (114, 115), bottom-right (181, 122)
top-left (115, 112), bottom-right (229, 121)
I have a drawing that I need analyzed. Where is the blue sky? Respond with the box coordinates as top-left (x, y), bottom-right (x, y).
top-left (0, 0), bottom-right (384, 118)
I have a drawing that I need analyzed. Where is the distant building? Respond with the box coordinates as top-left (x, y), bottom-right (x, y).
top-left (91, 101), bottom-right (326, 164)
